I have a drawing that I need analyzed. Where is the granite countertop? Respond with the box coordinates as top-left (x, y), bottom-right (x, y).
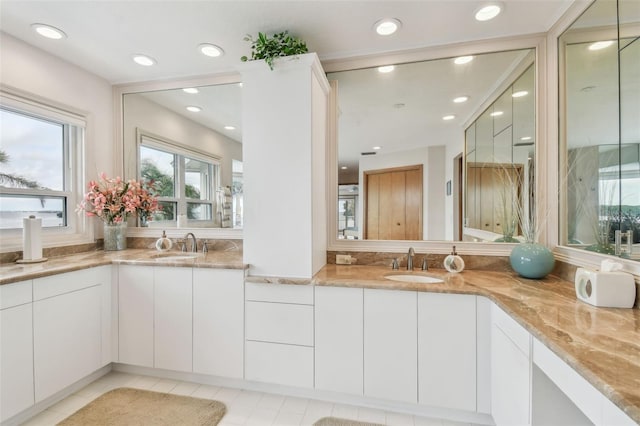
top-left (0, 249), bottom-right (246, 285)
top-left (312, 264), bottom-right (640, 423)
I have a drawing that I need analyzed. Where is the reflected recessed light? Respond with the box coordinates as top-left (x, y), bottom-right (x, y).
top-left (374, 18), bottom-right (402, 36)
top-left (442, 115), bottom-right (456, 121)
top-left (183, 88), bottom-right (199, 94)
top-left (132, 54), bottom-right (156, 66)
top-left (31, 23), bottom-right (67, 39)
top-left (224, 125), bottom-right (236, 130)
top-left (198, 43), bottom-right (224, 57)
top-left (341, 166), bottom-right (348, 170)
top-left (373, 146), bottom-right (382, 150)
top-left (475, 3), bottom-right (503, 21)
top-left (588, 41), bottom-right (614, 51)
top-left (454, 56), bottom-right (474, 65)
top-left (186, 106), bottom-right (202, 112)
top-left (238, 83), bottom-right (243, 87)
top-left (512, 90), bottom-right (528, 98)
top-left (453, 96), bottom-right (469, 103)
top-left (378, 65), bottom-right (395, 73)
top-left (490, 111), bottom-right (504, 117)
top-left (521, 136), bottom-right (532, 141)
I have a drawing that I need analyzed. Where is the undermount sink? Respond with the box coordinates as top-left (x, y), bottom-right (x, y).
top-left (151, 252), bottom-right (200, 262)
top-left (384, 274), bottom-right (444, 284)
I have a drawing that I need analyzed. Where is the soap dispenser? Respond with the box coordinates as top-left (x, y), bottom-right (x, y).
top-left (444, 245), bottom-right (465, 273)
top-left (155, 230), bottom-right (173, 252)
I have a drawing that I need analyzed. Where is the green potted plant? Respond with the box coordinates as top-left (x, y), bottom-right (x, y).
top-left (240, 31), bottom-right (308, 70)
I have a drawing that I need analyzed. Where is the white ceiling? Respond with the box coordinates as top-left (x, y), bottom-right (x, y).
top-left (1, 1), bottom-right (575, 84)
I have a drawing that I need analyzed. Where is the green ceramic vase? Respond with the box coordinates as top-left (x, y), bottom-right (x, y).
top-left (509, 242), bottom-right (555, 279)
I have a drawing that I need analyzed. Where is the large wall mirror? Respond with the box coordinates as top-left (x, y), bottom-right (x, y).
top-left (328, 47), bottom-right (535, 244)
top-left (560, 0), bottom-right (640, 261)
top-left (121, 81), bottom-right (243, 229)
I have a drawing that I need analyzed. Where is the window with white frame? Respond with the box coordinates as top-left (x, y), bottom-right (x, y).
top-left (138, 133), bottom-right (219, 226)
top-left (0, 94), bottom-right (84, 232)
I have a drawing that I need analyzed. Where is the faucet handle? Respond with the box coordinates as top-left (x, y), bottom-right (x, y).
top-left (180, 241), bottom-right (186, 252)
top-left (421, 257), bottom-right (429, 271)
top-left (392, 258), bottom-right (399, 270)
top-left (202, 241), bottom-right (208, 254)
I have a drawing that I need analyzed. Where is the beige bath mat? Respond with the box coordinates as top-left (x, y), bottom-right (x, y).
top-left (57, 387), bottom-right (226, 425)
top-left (314, 417), bottom-right (385, 426)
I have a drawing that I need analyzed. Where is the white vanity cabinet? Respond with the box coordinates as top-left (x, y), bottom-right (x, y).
top-left (315, 286), bottom-right (364, 395)
top-left (32, 267), bottom-right (108, 402)
top-left (364, 288), bottom-right (418, 403)
top-left (0, 280), bottom-right (34, 422)
top-left (118, 264), bottom-right (154, 367)
top-left (418, 293), bottom-right (477, 411)
top-left (193, 268), bottom-right (244, 379)
top-left (491, 303), bottom-right (531, 426)
top-left (244, 282), bottom-right (314, 388)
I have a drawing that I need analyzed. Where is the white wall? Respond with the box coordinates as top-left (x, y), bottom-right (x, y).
top-left (358, 146), bottom-right (446, 240)
top-left (122, 94), bottom-right (242, 188)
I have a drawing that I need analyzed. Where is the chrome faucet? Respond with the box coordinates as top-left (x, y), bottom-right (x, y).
top-left (407, 247), bottom-right (415, 271)
top-left (184, 232), bottom-right (197, 252)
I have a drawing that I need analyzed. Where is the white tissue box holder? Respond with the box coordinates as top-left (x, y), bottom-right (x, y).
top-left (575, 267), bottom-right (636, 308)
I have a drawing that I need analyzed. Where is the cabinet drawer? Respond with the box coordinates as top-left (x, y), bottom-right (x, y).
top-left (492, 303), bottom-right (530, 356)
top-left (34, 266), bottom-right (109, 300)
top-left (245, 340), bottom-right (313, 388)
top-left (245, 282), bottom-right (313, 305)
top-left (246, 301), bottom-right (313, 346)
top-left (0, 280), bottom-right (32, 309)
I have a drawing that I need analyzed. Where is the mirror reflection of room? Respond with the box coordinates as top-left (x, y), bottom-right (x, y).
top-left (122, 83), bottom-right (243, 229)
top-left (330, 49), bottom-right (535, 242)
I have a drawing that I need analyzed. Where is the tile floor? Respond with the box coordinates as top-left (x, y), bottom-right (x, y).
top-left (21, 372), bottom-right (479, 426)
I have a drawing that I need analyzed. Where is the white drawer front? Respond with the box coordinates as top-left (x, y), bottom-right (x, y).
top-left (492, 303), bottom-right (530, 356)
top-left (0, 280), bottom-right (32, 309)
top-left (245, 340), bottom-right (313, 388)
top-left (246, 301), bottom-right (313, 346)
top-left (34, 266), bottom-right (109, 300)
top-left (245, 282), bottom-right (313, 305)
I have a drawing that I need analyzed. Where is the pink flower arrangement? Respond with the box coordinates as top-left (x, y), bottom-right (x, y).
top-left (78, 173), bottom-right (159, 225)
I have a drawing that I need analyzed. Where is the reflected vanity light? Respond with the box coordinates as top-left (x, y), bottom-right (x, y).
top-left (373, 146), bottom-right (382, 150)
top-left (442, 115), bottom-right (456, 120)
top-left (588, 41), bottom-right (614, 51)
top-left (31, 23), bottom-right (66, 40)
top-left (198, 43), bottom-right (224, 57)
top-left (224, 125), bottom-right (236, 130)
top-left (378, 65), bottom-right (395, 73)
top-left (132, 54), bottom-right (156, 66)
top-left (454, 56), bottom-right (474, 65)
top-left (490, 111), bottom-right (504, 117)
top-left (341, 166), bottom-right (348, 170)
top-left (186, 106), bottom-right (202, 112)
top-left (475, 3), bottom-right (503, 21)
top-left (374, 18), bottom-right (402, 36)
top-left (453, 96), bottom-right (469, 103)
top-left (183, 88), bottom-right (199, 94)
top-left (521, 136), bottom-right (532, 141)
top-left (512, 90), bottom-right (528, 98)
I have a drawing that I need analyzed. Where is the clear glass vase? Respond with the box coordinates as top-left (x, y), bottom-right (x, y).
top-left (103, 222), bottom-right (127, 251)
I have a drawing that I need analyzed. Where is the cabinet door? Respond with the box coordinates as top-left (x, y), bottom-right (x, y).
top-left (118, 265), bottom-right (154, 367)
top-left (154, 267), bottom-right (192, 372)
top-left (315, 286), bottom-right (363, 395)
top-left (418, 293), bottom-right (476, 411)
top-left (33, 285), bottom-right (101, 402)
top-left (492, 324), bottom-right (530, 426)
top-left (193, 269), bottom-right (244, 379)
top-left (364, 289), bottom-right (417, 403)
top-left (1, 304), bottom-right (34, 421)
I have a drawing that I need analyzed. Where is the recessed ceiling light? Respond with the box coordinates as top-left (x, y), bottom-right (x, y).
top-left (512, 90), bottom-right (528, 98)
top-left (454, 56), bottom-right (474, 65)
top-left (475, 3), bottom-right (503, 21)
top-left (198, 43), bottom-right (224, 57)
top-left (453, 96), bottom-right (469, 103)
top-left (378, 65), bottom-right (395, 73)
top-left (31, 23), bottom-right (66, 40)
top-left (132, 54), bottom-right (156, 66)
top-left (442, 115), bottom-right (456, 121)
top-left (374, 18), bottom-right (402, 36)
top-left (186, 106), bottom-right (202, 112)
top-left (224, 125), bottom-right (236, 130)
top-left (521, 136), bottom-right (532, 141)
top-left (183, 88), bottom-right (199, 94)
top-left (373, 146), bottom-right (382, 150)
top-left (588, 41), bottom-right (615, 51)
top-left (490, 111), bottom-right (504, 117)
top-left (238, 83), bottom-right (243, 87)
top-left (341, 166), bottom-right (348, 170)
